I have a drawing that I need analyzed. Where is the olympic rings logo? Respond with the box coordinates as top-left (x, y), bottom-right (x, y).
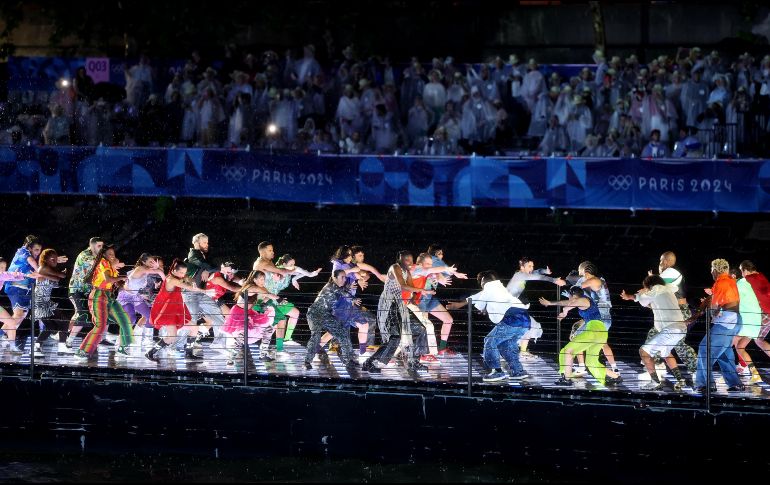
top-left (221, 165), bottom-right (247, 182)
top-left (608, 175), bottom-right (633, 191)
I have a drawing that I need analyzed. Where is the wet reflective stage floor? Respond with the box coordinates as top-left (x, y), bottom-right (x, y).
top-left (3, 335), bottom-right (770, 407)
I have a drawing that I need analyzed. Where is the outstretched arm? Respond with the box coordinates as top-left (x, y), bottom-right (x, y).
top-left (355, 262), bottom-right (386, 282)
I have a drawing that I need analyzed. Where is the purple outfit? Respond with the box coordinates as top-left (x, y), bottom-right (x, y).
top-left (117, 269), bottom-right (153, 327)
top-left (331, 259), bottom-right (358, 294)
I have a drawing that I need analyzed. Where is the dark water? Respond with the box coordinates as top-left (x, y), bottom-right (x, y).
top-left (0, 452), bottom-right (576, 483)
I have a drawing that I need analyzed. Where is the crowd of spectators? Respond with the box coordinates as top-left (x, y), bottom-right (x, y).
top-left (3, 44), bottom-right (770, 157)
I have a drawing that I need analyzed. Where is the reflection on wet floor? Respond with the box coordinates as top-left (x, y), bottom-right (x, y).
top-left (4, 336), bottom-right (770, 401)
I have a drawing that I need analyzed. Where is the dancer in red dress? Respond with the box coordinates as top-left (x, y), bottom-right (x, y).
top-left (145, 260), bottom-right (209, 361)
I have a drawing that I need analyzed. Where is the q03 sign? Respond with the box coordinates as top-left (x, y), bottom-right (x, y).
top-left (85, 58), bottom-right (110, 83)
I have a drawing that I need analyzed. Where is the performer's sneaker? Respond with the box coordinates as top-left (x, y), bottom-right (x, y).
top-left (408, 361), bottom-right (428, 372)
top-left (65, 337), bottom-right (75, 349)
top-left (509, 371), bottom-right (529, 380)
top-left (437, 348), bottom-right (456, 357)
top-left (75, 349), bottom-right (90, 361)
top-left (115, 346), bottom-right (130, 357)
top-left (99, 338), bottom-right (114, 346)
top-left (637, 371), bottom-right (651, 381)
top-left (419, 354), bottom-right (440, 365)
top-left (673, 379), bottom-right (687, 391)
top-left (727, 384), bottom-right (746, 392)
top-left (483, 370), bottom-right (508, 382)
top-left (736, 365), bottom-right (749, 376)
top-left (33, 343), bottom-right (44, 358)
top-left (145, 347), bottom-right (161, 362)
top-left (365, 345), bottom-right (379, 353)
top-left (693, 385), bottom-right (717, 393)
top-left (750, 373), bottom-right (763, 384)
top-left (185, 346), bottom-right (204, 360)
top-left (345, 360), bottom-right (360, 371)
top-left (554, 376), bottom-right (574, 386)
top-left (303, 361), bottom-right (313, 370)
top-left (604, 376), bottom-right (623, 386)
top-left (640, 380), bottom-right (663, 391)
top-left (362, 360), bottom-right (381, 373)
top-left (571, 368), bottom-right (587, 378)
top-left (259, 352), bottom-right (274, 362)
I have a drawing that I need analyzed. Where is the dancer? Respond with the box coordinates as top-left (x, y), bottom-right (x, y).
top-left (621, 275), bottom-right (688, 391)
top-left (350, 246), bottom-right (387, 283)
top-left (32, 249), bottom-right (69, 357)
top-left (266, 253), bottom-right (321, 347)
top-left (117, 253), bottom-right (166, 348)
top-left (76, 245), bottom-right (132, 360)
top-left (541, 286), bottom-right (623, 387)
top-left (252, 242), bottom-right (303, 354)
top-left (646, 251), bottom-right (698, 373)
top-left (739, 261), bottom-right (770, 377)
top-left (205, 261), bottom-right (243, 318)
top-left (732, 260), bottom-right (764, 384)
top-left (319, 261), bottom-right (375, 356)
top-left (304, 269), bottom-right (359, 370)
top-left (0, 259), bottom-right (30, 340)
top-left (689, 259), bottom-right (744, 393)
top-left (241, 269), bottom-right (287, 361)
top-left (222, 271), bottom-right (276, 361)
top-left (471, 270), bottom-right (531, 382)
top-left (407, 252), bottom-right (468, 360)
top-left (66, 237), bottom-right (104, 349)
top-left (332, 246), bottom-right (380, 347)
top-left (362, 251), bottom-right (429, 373)
top-left (505, 257), bottom-right (566, 355)
top-left (184, 234), bottom-right (228, 352)
top-left (574, 261), bottom-right (618, 375)
top-left (2, 236), bottom-right (65, 351)
top-left (145, 260), bottom-right (209, 361)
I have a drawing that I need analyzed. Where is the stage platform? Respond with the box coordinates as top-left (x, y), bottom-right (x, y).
top-left (3, 335), bottom-right (769, 413)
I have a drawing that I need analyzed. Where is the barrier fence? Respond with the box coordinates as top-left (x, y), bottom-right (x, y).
top-left (4, 273), bottom-right (769, 414)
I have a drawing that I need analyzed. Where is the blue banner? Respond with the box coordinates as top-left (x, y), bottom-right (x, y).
top-left (0, 146), bottom-right (767, 212)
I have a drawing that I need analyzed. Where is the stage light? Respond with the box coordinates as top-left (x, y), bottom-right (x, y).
top-left (267, 123), bottom-right (278, 135)
top-left (57, 78), bottom-right (71, 89)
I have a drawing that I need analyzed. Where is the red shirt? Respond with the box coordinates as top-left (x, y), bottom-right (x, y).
top-left (746, 272), bottom-right (770, 314)
top-left (206, 272), bottom-right (229, 301)
top-left (711, 273), bottom-right (739, 308)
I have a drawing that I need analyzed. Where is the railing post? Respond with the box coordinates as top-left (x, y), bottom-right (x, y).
top-left (555, 285), bottom-right (562, 364)
top-left (466, 297), bottom-right (472, 398)
top-left (243, 292), bottom-right (249, 385)
top-left (29, 282), bottom-right (36, 379)
top-left (706, 307), bottom-right (712, 413)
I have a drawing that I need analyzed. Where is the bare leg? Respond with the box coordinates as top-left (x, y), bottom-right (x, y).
top-left (734, 336), bottom-right (753, 366)
top-left (275, 320), bottom-right (287, 339)
top-left (357, 323), bottom-right (368, 348)
top-left (563, 349), bottom-right (574, 378)
top-left (430, 305), bottom-right (453, 343)
top-left (320, 332), bottom-right (333, 347)
top-left (640, 348), bottom-right (656, 375)
top-left (1, 308), bottom-right (28, 342)
top-left (602, 343), bottom-right (617, 368)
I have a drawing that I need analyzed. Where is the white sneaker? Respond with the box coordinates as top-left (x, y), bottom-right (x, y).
top-left (740, 366), bottom-right (751, 376)
top-left (57, 342), bottom-right (68, 354)
top-left (33, 343), bottom-right (44, 358)
top-left (638, 371), bottom-right (652, 381)
top-left (572, 366), bottom-right (587, 377)
top-left (640, 380), bottom-right (663, 391)
top-left (736, 365), bottom-right (747, 376)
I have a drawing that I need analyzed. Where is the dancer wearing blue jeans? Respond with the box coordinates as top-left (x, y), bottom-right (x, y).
top-left (469, 270), bottom-right (531, 382)
top-left (689, 258), bottom-right (744, 393)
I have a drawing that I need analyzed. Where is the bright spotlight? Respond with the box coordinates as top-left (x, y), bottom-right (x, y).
top-left (267, 123), bottom-right (278, 135)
